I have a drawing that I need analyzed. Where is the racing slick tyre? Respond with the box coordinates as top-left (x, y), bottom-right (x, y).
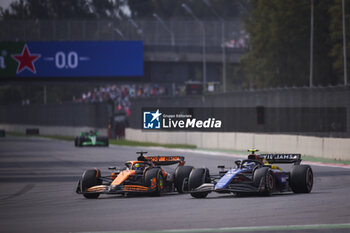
top-left (74, 137), bottom-right (80, 147)
top-left (253, 167), bottom-right (275, 195)
top-left (144, 168), bottom-right (164, 196)
top-left (290, 165), bottom-right (313, 193)
top-left (0, 130), bottom-right (5, 137)
top-left (188, 168), bottom-right (211, 198)
top-left (174, 166), bottom-right (193, 193)
top-left (76, 136), bottom-right (84, 147)
top-left (103, 137), bottom-right (109, 147)
top-left (80, 169), bottom-right (102, 199)
top-left (97, 136), bottom-right (109, 147)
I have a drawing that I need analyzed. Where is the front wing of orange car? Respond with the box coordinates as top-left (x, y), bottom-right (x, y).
top-left (76, 184), bottom-right (157, 195)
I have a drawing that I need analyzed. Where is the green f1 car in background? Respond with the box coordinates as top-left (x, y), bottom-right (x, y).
top-left (75, 131), bottom-right (109, 147)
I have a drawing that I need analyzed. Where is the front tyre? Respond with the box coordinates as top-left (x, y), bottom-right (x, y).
top-left (253, 167), bottom-right (275, 195)
top-left (0, 130), bottom-right (5, 137)
top-left (80, 169), bottom-right (102, 199)
top-left (76, 136), bottom-right (84, 147)
top-left (144, 168), bottom-right (163, 196)
top-left (174, 166), bottom-right (193, 193)
top-left (290, 165), bottom-right (313, 193)
top-left (74, 137), bottom-right (80, 147)
top-left (188, 168), bottom-right (210, 198)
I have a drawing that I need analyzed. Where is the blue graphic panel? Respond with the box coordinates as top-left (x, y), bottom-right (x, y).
top-left (15, 41), bottom-right (143, 77)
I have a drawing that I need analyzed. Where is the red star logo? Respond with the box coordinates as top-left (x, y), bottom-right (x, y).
top-left (12, 44), bottom-right (41, 74)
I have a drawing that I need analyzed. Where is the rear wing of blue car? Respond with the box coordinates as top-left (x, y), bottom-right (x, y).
top-left (260, 154), bottom-right (302, 165)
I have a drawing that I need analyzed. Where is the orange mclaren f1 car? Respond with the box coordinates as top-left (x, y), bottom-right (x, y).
top-left (76, 152), bottom-right (194, 198)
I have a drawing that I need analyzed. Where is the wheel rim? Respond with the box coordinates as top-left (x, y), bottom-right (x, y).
top-left (306, 168), bottom-right (313, 191)
top-left (158, 174), bottom-right (164, 191)
top-left (266, 174), bottom-right (274, 191)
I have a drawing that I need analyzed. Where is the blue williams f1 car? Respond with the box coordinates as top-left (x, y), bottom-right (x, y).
top-left (188, 149), bottom-right (313, 198)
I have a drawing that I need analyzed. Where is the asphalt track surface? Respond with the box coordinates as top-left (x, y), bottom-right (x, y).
top-left (1, 136), bottom-right (350, 233)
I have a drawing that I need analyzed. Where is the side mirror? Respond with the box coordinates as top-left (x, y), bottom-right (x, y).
top-left (217, 165), bottom-right (225, 169)
top-left (108, 166), bottom-right (116, 170)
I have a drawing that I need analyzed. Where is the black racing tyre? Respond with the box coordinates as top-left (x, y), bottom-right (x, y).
top-left (253, 167), bottom-right (275, 195)
top-left (76, 136), bottom-right (84, 147)
top-left (96, 136), bottom-right (109, 147)
top-left (80, 169), bottom-right (102, 199)
top-left (174, 166), bottom-right (193, 193)
top-left (188, 168), bottom-right (210, 198)
top-left (290, 165), bottom-right (313, 193)
top-left (74, 137), bottom-right (79, 147)
top-left (144, 168), bottom-right (163, 196)
top-left (104, 137), bottom-right (109, 147)
top-left (96, 136), bottom-right (106, 146)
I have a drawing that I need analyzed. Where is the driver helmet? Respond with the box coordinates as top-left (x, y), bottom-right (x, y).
top-left (248, 154), bottom-right (259, 161)
top-left (134, 163), bottom-right (145, 170)
top-left (248, 154), bottom-right (266, 164)
top-left (244, 161), bottom-right (256, 169)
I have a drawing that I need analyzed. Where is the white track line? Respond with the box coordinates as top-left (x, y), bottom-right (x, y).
top-left (74, 222), bottom-right (350, 233)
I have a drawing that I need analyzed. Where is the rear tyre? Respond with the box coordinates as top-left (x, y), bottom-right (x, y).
top-left (80, 169), bottom-right (102, 199)
top-left (253, 167), bottom-right (275, 195)
top-left (188, 168), bottom-right (210, 198)
top-left (96, 136), bottom-right (108, 147)
top-left (104, 137), bottom-right (109, 147)
top-left (174, 166), bottom-right (193, 193)
top-left (290, 165), bottom-right (313, 193)
top-left (144, 168), bottom-right (163, 196)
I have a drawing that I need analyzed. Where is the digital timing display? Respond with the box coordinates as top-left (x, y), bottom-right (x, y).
top-left (0, 41), bottom-right (144, 78)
